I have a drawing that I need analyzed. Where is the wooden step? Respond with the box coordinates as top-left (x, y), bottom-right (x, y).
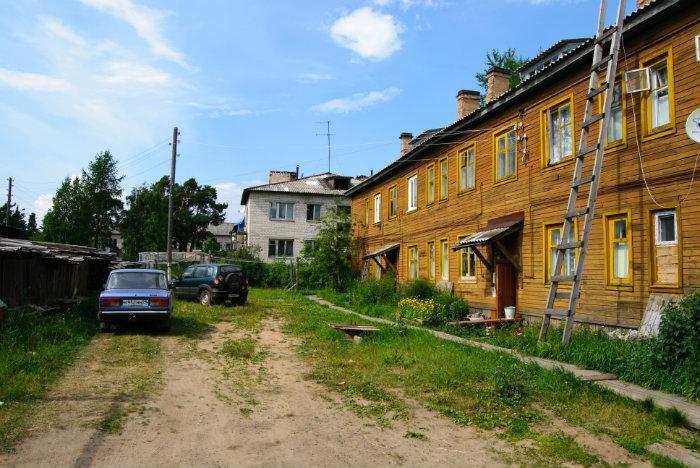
top-left (583, 113), bottom-right (605, 128)
top-left (572, 175), bottom-right (594, 188)
top-left (586, 83), bottom-right (609, 100)
top-left (555, 291), bottom-right (579, 300)
top-left (592, 53), bottom-right (613, 70)
top-left (577, 144), bottom-right (599, 158)
top-left (544, 308), bottom-right (570, 318)
top-left (594, 27), bottom-right (618, 45)
top-left (557, 241), bottom-right (583, 250)
top-left (551, 274), bottom-right (576, 282)
top-left (565, 207), bottom-right (589, 219)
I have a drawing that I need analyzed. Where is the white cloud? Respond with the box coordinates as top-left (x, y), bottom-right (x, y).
top-left (79, 0), bottom-right (187, 67)
top-left (299, 72), bottom-right (334, 82)
top-left (34, 193), bottom-right (54, 224)
top-left (103, 61), bottom-right (174, 85)
top-left (311, 87), bottom-right (400, 113)
top-left (0, 68), bottom-right (71, 92)
top-left (213, 182), bottom-right (245, 221)
top-left (330, 7), bottom-right (403, 61)
top-left (41, 17), bottom-right (87, 46)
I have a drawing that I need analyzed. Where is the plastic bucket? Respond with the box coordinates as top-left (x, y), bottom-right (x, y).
top-left (504, 306), bottom-right (516, 320)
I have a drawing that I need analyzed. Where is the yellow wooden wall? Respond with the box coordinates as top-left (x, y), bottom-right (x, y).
top-left (350, 8), bottom-right (700, 326)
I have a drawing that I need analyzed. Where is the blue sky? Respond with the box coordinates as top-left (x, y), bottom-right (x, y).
top-left (0, 0), bottom-right (636, 223)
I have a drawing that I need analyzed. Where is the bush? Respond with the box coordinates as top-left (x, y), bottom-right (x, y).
top-left (262, 261), bottom-right (292, 288)
top-left (657, 293), bottom-right (700, 368)
top-left (434, 292), bottom-right (470, 323)
top-left (348, 273), bottom-right (398, 307)
top-left (399, 279), bottom-right (438, 300)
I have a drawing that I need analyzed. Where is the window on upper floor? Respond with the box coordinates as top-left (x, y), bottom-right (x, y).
top-left (605, 79), bottom-right (626, 148)
top-left (426, 164), bottom-right (436, 204)
top-left (373, 193), bottom-right (381, 224)
top-left (541, 97), bottom-right (574, 166)
top-left (439, 158), bottom-right (448, 200)
top-left (306, 204), bottom-right (321, 222)
top-left (364, 198), bottom-right (369, 225)
top-left (388, 185), bottom-right (398, 218)
top-left (459, 145), bottom-right (475, 193)
top-left (407, 175), bottom-right (417, 211)
top-left (642, 49), bottom-right (675, 139)
top-left (270, 202), bottom-right (294, 221)
top-left (493, 125), bottom-right (517, 182)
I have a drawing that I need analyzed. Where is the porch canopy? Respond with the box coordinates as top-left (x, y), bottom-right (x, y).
top-left (452, 212), bottom-right (524, 270)
top-left (363, 242), bottom-right (400, 260)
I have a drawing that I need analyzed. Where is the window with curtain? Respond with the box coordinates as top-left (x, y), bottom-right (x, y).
top-left (407, 175), bottom-right (417, 211)
top-left (269, 202), bottom-right (294, 220)
top-left (426, 165), bottom-right (435, 204)
top-left (459, 146), bottom-right (475, 192)
top-left (607, 81), bottom-right (624, 145)
top-left (544, 224), bottom-right (576, 283)
top-left (649, 60), bottom-right (670, 130)
top-left (605, 213), bottom-right (632, 286)
top-left (440, 159), bottom-right (448, 199)
top-left (428, 242), bottom-right (435, 280)
top-left (543, 100), bottom-right (573, 165)
top-left (440, 240), bottom-right (449, 281)
top-left (388, 186), bottom-right (398, 218)
top-left (408, 246), bottom-right (419, 280)
top-left (373, 193), bottom-right (381, 223)
top-left (494, 128), bottom-right (517, 181)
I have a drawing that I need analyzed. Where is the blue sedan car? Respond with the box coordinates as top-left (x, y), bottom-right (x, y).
top-left (99, 269), bottom-right (173, 332)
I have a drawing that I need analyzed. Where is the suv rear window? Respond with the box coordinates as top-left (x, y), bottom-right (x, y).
top-left (219, 265), bottom-right (242, 275)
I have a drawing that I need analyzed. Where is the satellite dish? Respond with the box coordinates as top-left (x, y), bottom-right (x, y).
top-left (686, 108), bottom-right (700, 144)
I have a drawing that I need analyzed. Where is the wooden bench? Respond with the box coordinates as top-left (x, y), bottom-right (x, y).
top-left (447, 318), bottom-right (520, 328)
top-left (329, 323), bottom-right (380, 343)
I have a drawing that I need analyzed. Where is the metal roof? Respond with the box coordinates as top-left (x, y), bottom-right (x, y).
top-left (453, 212), bottom-right (524, 250)
top-left (363, 242), bottom-right (400, 259)
top-left (207, 222), bottom-right (235, 237)
top-left (346, 0), bottom-right (680, 197)
top-left (241, 172), bottom-right (363, 205)
top-left (0, 237), bottom-right (115, 263)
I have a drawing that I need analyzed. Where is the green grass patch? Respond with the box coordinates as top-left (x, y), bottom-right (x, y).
top-left (0, 300), bottom-right (98, 451)
top-left (251, 289), bottom-right (697, 465)
top-left (530, 432), bottom-right (599, 466)
top-left (220, 337), bottom-right (256, 360)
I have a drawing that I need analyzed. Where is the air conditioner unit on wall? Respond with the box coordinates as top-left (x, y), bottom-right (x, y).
top-left (625, 68), bottom-right (651, 93)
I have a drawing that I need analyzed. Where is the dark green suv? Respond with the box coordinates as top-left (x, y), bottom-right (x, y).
top-left (172, 264), bottom-right (248, 306)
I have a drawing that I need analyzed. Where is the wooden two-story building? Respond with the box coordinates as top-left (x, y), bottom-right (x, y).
top-left (346, 0), bottom-right (700, 328)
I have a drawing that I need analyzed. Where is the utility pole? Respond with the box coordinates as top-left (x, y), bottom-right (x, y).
top-left (5, 177), bottom-right (12, 227)
top-left (166, 127), bottom-right (179, 280)
top-left (316, 121), bottom-right (334, 172)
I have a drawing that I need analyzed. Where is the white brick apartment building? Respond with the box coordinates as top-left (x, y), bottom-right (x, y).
top-left (240, 170), bottom-right (363, 262)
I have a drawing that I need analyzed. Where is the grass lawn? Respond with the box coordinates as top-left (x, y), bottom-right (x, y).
top-left (267, 289), bottom-right (698, 466)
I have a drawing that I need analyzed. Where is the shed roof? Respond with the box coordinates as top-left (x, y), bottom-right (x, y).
top-left (0, 237), bottom-right (115, 263)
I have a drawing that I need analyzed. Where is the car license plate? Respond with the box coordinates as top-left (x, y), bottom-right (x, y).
top-left (123, 299), bottom-right (148, 307)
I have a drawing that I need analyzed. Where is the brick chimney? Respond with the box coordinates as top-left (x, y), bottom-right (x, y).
top-left (268, 170), bottom-right (299, 184)
top-left (636, 0), bottom-right (651, 9)
top-left (400, 132), bottom-right (413, 156)
top-left (456, 89), bottom-right (481, 120)
top-left (486, 66), bottom-right (511, 103)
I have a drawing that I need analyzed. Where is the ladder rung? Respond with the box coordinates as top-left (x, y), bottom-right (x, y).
top-left (594, 27), bottom-right (618, 45)
top-left (565, 207), bottom-right (589, 219)
top-left (591, 54), bottom-right (613, 70)
top-left (572, 175), bottom-right (594, 188)
top-left (582, 113), bottom-right (605, 128)
top-left (555, 291), bottom-right (579, 300)
top-left (586, 83), bottom-right (609, 100)
top-left (556, 241), bottom-right (582, 250)
top-left (552, 274), bottom-right (576, 282)
top-left (544, 308), bottom-right (570, 318)
top-left (577, 144), bottom-right (599, 158)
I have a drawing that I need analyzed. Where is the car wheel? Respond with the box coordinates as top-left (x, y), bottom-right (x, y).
top-left (99, 320), bottom-right (111, 333)
top-left (199, 290), bottom-right (212, 306)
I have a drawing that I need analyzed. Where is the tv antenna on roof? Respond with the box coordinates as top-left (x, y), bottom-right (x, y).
top-left (316, 121), bottom-right (334, 173)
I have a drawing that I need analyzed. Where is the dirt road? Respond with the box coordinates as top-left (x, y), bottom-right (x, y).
top-left (1, 317), bottom-right (512, 467)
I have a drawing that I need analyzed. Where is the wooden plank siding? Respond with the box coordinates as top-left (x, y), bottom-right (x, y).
top-left (350, 5), bottom-right (700, 327)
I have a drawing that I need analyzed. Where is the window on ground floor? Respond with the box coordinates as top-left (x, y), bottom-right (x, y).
top-left (604, 212), bottom-right (632, 287)
top-left (544, 223), bottom-right (577, 284)
top-left (408, 245), bottom-right (419, 280)
top-left (269, 239), bottom-right (294, 258)
top-left (440, 239), bottom-right (449, 281)
top-left (651, 208), bottom-right (680, 288)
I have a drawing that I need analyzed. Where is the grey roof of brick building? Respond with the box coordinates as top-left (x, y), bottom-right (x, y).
top-left (240, 173), bottom-right (363, 205)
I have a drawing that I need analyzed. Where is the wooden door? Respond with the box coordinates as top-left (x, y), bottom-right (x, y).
top-left (495, 262), bottom-right (516, 319)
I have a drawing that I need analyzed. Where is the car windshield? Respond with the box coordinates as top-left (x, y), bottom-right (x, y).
top-left (107, 272), bottom-right (166, 290)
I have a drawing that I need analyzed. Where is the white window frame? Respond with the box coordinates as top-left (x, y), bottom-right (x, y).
top-left (655, 210), bottom-right (677, 246)
top-left (270, 202), bottom-right (294, 221)
top-left (373, 193), bottom-right (381, 224)
top-left (407, 175), bottom-right (418, 212)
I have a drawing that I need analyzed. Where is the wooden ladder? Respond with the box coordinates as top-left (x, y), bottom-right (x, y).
top-left (539, 0), bottom-right (627, 344)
